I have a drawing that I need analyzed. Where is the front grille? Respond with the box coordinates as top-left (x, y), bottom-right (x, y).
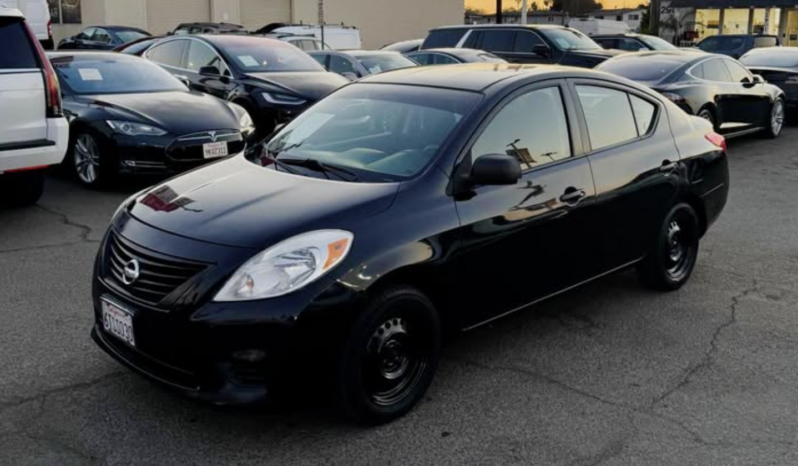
top-left (166, 130), bottom-right (245, 161)
top-left (107, 232), bottom-right (207, 306)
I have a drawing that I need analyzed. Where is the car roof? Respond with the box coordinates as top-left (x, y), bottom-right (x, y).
top-left (347, 50), bottom-right (403, 57)
top-left (412, 48), bottom-right (485, 56)
top-left (196, 34), bottom-right (285, 47)
top-left (610, 50), bottom-right (712, 64)
top-left (96, 25), bottom-right (148, 32)
top-left (47, 51), bottom-right (142, 61)
top-left (360, 63), bottom-right (618, 92)
top-left (0, 7), bottom-right (24, 18)
top-left (430, 24), bottom-right (565, 31)
top-left (177, 22), bottom-right (244, 28)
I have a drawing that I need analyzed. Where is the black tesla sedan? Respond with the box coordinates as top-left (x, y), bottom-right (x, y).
top-left (91, 64), bottom-right (729, 424)
top-left (741, 47), bottom-right (798, 110)
top-left (58, 26), bottom-right (150, 50)
top-left (50, 52), bottom-right (253, 187)
top-left (405, 48), bottom-right (507, 66)
top-left (142, 35), bottom-right (349, 138)
top-left (597, 51), bottom-right (786, 139)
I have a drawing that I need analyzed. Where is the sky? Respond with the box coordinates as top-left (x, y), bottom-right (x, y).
top-left (465, 0), bottom-right (636, 12)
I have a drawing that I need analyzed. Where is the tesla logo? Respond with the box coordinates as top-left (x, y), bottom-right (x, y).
top-left (122, 259), bottom-right (140, 285)
top-left (208, 131), bottom-right (218, 142)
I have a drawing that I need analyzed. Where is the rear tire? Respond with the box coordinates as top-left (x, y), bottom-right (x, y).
top-left (697, 107), bottom-right (717, 131)
top-left (0, 170), bottom-right (45, 207)
top-left (637, 203), bottom-right (700, 291)
top-left (336, 285), bottom-right (441, 424)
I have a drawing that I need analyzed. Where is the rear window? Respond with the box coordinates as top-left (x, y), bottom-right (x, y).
top-left (355, 54), bottom-right (416, 75)
top-left (597, 56), bottom-right (684, 84)
top-left (753, 36), bottom-right (778, 48)
top-left (699, 36), bottom-right (745, 52)
top-left (741, 50), bottom-right (798, 69)
top-left (423, 29), bottom-right (466, 49)
top-left (0, 18), bottom-right (38, 69)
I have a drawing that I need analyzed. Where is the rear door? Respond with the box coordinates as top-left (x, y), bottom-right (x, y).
top-left (0, 15), bottom-right (46, 147)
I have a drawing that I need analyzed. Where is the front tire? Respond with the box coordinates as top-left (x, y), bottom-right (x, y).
top-left (336, 285), bottom-right (441, 424)
top-left (637, 203), bottom-right (700, 291)
top-left (763, 98), bottom-right (785, 139)
top-left (71, 132), bottom-right (109, 188)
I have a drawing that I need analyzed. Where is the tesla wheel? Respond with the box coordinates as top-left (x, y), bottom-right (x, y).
top-left (72, 132), bottom-right (109, 188)
top-left (637, 203), bottom-right (700, 291)
top-left (336, 285), bottom-right (441, 424)
top-left (763, 98), bottom-right (785, 139)
top-left (697, 108), bottom-right (717, 130)
top-left (0, 170), bottom-right (45, 207)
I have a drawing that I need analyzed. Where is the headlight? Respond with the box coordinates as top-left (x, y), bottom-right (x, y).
top-left (260, 92), bottom-right (307, 106)
top-left (214, 230), bottom-right (354, 302)
top-left (106, 120), bottom-right (167, 137)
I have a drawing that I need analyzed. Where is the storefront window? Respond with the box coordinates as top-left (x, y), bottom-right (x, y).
top-left (695, 9), bottom-right (720, 38)
top-left (752, 8), bottom-right (781, 35)
top-left (722, 9), bottom-right (749, 34)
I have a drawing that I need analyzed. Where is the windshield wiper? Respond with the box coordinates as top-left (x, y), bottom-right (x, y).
top-left (258, 149), bottom-right (303, 175)
top-left (278, 157), bottom-right (360, 182)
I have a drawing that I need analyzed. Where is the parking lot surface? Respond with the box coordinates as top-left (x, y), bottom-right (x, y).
top-left (2, 128), bottom-right (798, 466)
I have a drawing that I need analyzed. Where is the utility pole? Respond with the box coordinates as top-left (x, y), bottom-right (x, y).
top-left (318, 0), bottom-right (325, 50)
top-left (649, 0), bottom-right (660, 35)
top-left (496, 0), bottom-right (503, 24)
top-left (521, 0), bottom-right (528, 24)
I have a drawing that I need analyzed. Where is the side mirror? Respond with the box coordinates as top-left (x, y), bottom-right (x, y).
top-left (471, 154), bottom-right (522, 186)
top-left (341, 71), bottom-right (359, 81)
top-left (532, 44), bottom-right (552, 58)
top-left (199, 65), bottom-right (221, 76)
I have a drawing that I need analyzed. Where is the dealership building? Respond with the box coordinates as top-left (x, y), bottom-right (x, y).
top-left (48, 0), bottom-right (463, 49)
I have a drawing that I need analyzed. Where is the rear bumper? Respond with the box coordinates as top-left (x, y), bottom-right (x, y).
top-left (0, 117), bottom-right (68, 173)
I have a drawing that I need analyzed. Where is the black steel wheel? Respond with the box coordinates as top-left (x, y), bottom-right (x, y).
top-left (336, 285), bottom-right (441, 424)
top-left (637, 203), bottom-right (700, 291)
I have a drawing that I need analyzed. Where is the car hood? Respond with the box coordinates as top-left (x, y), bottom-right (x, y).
top-left (78, 91), bottom-right (240, 134)
top-left (127, 155), bottom-right (400, 248)
top-left (243, 71), bottom-right (349, 100)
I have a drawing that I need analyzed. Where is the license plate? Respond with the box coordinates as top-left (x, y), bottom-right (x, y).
top-left (102, 300), bottom-right (136, 347)
top-left (203, 141), bottom-right (228, 159)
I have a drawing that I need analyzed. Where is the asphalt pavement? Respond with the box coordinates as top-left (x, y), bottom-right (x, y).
top-left (2, 128), bottom-right (798, 465)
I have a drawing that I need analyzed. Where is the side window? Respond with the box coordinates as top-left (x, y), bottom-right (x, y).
top-left (92, 28), bottom-right (112, 44)
top-left (471, 87), bottom-right (571, 170)
top-left (300, 40), bottom-right (319, 51)
top-left (724, 60), bottom-right (752, 83)
top-left (699, 59), bottom-right (732, 82)
top-left (186, 41), bottom-right (228, 75)
top-left (595, 38), bottom-right (615, 49)
top-left (576, 86), bottom-right (638, 151)
top-left (630, 95), bottom-right (657, 136)
top-left (753, 36), bottom-right (777, 48)
top-left (480, 30), bottom-right (516, 53)
top-left (146, 40), bottom-right (187, 68)
top-left (409, 53), bottom-right (432, 65)
top-left (329, 55), bottom-right (358, 76)
top-left (514, 31), bottom-right (543, 52)
top-left (310, 53), bottom-right (329, 68)
top-left (78, 27), bottom-right (96, 40)
top-left (0, 18), bottom-right (38, 69)
top-left (433, 54), bottom-right (459, 65)
top-left (620, 38), bottom-right (645, 51)
top-left (423, 29), bottom-right (467, 48)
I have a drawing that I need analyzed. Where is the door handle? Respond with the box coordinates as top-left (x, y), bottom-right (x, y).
top-left (560, 187), bottom-right (587, 205)
top-left (659, 160), bottom-right (678, 174)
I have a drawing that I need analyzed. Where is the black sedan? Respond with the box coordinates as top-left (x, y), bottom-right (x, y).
top-left (741, 47), bottom-right (798, 110)
top-left (91, 64), bottom-right (729, 424)
top-left (405, 48), bottom-right (506, 65)
top-left (142, 35), bottom-right (349, 138)
top-left (308, 50), bottom-right (417, 80)
top-left (58, 26), bottom-right (150, 50)
top-left (50, 52), bottom-right (252, 187)
top-left (598, 51), bottom-right (785, 139)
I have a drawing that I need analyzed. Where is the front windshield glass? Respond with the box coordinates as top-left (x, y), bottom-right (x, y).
top-left (639, 35), bottom-right (677, 50)
top-left (354, 54), bottom-right (417, 74)
top-left (257, 84), bottom-right (481, 182)
top-left (741, 51), bottom-right (798, 69)
top-left (541, 28), bottom-right (601, 51)
top-left (51, 57), bottom-right (185, 94)
top-left (219, 38), bottom-right (325, 72)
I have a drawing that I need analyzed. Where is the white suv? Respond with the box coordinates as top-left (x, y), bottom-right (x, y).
top-left (0, 7), bottom-right (67, 206)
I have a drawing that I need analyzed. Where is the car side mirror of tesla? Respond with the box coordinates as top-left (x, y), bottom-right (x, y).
top-left (470, 154), bottom-right (522, 186)
top-left (532, 44), bottom-right (552, 58)
top-left (199, 65), bottom-right (221, 76)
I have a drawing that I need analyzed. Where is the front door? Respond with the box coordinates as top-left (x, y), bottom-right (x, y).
top-left (184, 40), bottom-right (234, 100)
top-left (454, 82), bottom-right (599, 327)
top-left (722, 58), bottom-right (772, 129)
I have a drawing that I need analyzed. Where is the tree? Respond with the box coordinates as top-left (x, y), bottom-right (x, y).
top-left (551, 0), bottom-right (603, 16)
top-left (638, 3), bottom-right (652, 34)
top-left (515, 0), bottom-right (541, 11)
top-left (466, 6), bottom-right (486, 15)
top-left (660, 8), bottom-right (693, 44)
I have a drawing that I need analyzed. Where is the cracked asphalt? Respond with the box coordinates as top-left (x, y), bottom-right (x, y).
top-left (2, 128), bottom-right (798, 466)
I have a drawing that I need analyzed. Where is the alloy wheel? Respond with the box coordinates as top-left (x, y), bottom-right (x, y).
top-left (771, 100), bottom-right (785, 136)
top-left (74, 134), bottom-right (101, 184)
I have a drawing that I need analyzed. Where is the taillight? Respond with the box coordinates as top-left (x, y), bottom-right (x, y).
top-left (705, 132), bottom-right (726, 153)
top-left (24, 22), bottom-right (62, 117)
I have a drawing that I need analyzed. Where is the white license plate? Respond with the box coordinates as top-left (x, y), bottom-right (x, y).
top-left (202, 141), bottom-right (228, 159)
top-left (102, 300), bottom-right (136, 347)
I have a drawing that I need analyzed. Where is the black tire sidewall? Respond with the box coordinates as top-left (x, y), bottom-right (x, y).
top-left (640, 203), bottom-right (700, 291)
top-left (0, 170), bottom-right (45, 207)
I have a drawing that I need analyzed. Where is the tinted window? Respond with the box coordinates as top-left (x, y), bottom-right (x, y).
top-left (630, 95), bottom-right (657, 135)
top-left (356, 54), bottom-right (416, 74)
top-left (423, 29), bottom-right (467, 48)
top-left (310, 53), bottom-right (328, 68)
top-left (147, 40), bottom-right (187, 67)
top-left (329, 55), bottom-right (358, 75)
top-left (186, 41), bottom-right (229, 75)
top-left (434, 54), bottom-right (459, 65)
top-left (597, 56), bottom-right (684, 84)
top-left (618, 38), bottom-right (645, 51)
top-left (408, 53), bottom-right (432, 65)
top-left (0, 18), bottom-right (38, 69)
top-left (77, 28), bottom-right (96, 40)
top-left (514, 31), bottom-right (543, 52)
top-left (480, 30), bottom-right (516, 52)
top-left (472, 87), bottom-right (571, 170)
top-left (539, 28), bottom-right (601, 50)
top-left (116, 30), bottom-right (148, 43)
top-left (753, 36), bottom-right (777, 48)
top-left (92, 29), bottom-right (112, 44)
top-left (595, 38), bottom-right (616, 49)
top-left (220, 38), bottom-right (324, 72)
top-left (698, 59), bottom-right (731, 82)
top-left (576, 86), bottom-right (638, 151)
top-left (724, 59), bottom-right (752, 82)
top-left (51, 56), bottom-right (185, 94)
top-left (699, 36), bottom-right (744, 52)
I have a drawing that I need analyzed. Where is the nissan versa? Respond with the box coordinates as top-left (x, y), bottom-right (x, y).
top-left (91, 65), bottom-right (729, 424)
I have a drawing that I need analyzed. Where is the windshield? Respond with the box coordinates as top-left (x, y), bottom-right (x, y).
top-left (355, 54), bottom-right (417, 75)
top-left (541, 28), bottom-right (601, 51)
top-left (257, 84), bottom-right (481, 182)
top-left (639, 35), bottom-right (677, 50)
top-left (219, 38), bottom-right (325, 72)
top-left (741, 51), bottom-right (798, 69)
top-left (116, 30), bottom-right (149, 43)
top-left (597, 55), bottom-right (685, 84)
top-left (51, 57), bottom-right (185, 94)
